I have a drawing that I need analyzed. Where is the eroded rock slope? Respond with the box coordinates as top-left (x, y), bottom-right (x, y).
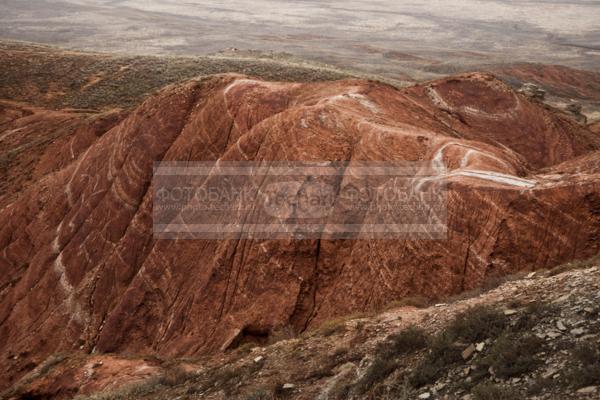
top-left (1, 72), bottom-right (599, 389)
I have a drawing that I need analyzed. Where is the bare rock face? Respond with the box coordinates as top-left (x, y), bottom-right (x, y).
top-left (565, 101), bottom-right (587, 124)
top-left (1, 73), bottom-right (600, 389)
top-left (517, 82), bottom-right (546, 101)
top-left (0, 101), bottom-right (126, 209)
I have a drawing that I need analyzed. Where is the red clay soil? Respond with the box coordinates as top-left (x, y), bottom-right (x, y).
top-left (1, 72), bottom-right (599, 390)
top-left (489, 63), bottom-right (600, 101)
top-left (0, 101), bottom-right (126, 208)
top-left (9, 354), bottom-right (162, 400)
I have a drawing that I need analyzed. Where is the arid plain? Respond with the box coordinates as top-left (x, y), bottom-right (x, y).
top-left (1, 0), bottom-right (599, 81)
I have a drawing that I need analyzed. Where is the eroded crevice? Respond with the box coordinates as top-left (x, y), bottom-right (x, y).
top-left (289, 238), bottom-right (321, 334)
top-left (226, 325), bottom-right (271, 351)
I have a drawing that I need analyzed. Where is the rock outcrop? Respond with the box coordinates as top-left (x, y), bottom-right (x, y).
top-left (517, 82), bottom-right (546, 100)
top-left (1, 72), bottom-right (600, 390)
top-left (566, 101), bottom-right (587, 124)
top-left (490, 64), bottom-right (600, 102)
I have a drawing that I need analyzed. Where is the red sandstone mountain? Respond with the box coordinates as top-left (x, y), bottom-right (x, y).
top-left (1, 72), bottom-right (600, 391)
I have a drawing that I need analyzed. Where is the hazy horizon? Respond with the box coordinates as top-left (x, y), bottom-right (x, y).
top-left (1, 0), bottom-right (599, 78)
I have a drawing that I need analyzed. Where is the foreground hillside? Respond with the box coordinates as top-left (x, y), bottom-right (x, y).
top-left (4, 261), bottom-right (600, 399)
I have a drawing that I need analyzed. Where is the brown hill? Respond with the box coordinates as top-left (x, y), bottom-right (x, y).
top-left (0, 41), bottom-right (354, 111)
top-left (1, 72), bottom-right (599, 392)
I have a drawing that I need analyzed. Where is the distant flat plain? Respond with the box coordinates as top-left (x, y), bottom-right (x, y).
top-left (1, 0), bottom-right (599, 79)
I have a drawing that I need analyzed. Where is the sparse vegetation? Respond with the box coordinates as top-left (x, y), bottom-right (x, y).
top-left (410, 306), bottom-right (507, 387)
top-left (0, 41), bottom-right (355, 111)
top-left (235, 342), bottom-right (258, 356)
top-left (201, 366), bottom-right (243, 392)
top-left (410, 332), bottom-right (462, 387)
top-left (74, 378), bottom-right (164, 400)
top-left (316, 318), bottom-right (348, 337)
top-left (527, 377), bottom-right (551, 396)
top-left (35, 353), bottom-right (67, 378)
top-left (0, 353), bottom-right (68, 400)
top-left (300, 346), bottom-right (359, 382)
top-left (548, 253), bottom-right (600, 276)
top-left (332, 346), bottom-right (349, 359)
top-left (443, 271), bottom-right (528, 304)
top-left (472, 382), bottom-right (520, 400)
top-left (355, 358), bottom-right (398, 394)
top-left (314, 312), bottom-right (372, 337)
top-left (481, 333), bottom-right (543, 378)
top-left (329, 382), bottom-right (352, 400)
top-left (156, 366), bottom-right (196, 387)
top-left (8, 257), bottom-right (599, 400)
top-left (72, 364), bottom-right (200, 400)
top-left (268, 326), bottom-right (296, 345)
top-left (243, 388), bottom-right (272, 400)
top-left (447, 305), bottom-right (508, 342)
top-left (384, 296), bottom-right (430, 310)
top-left (384, 377), bottom-right (414, 400)
top-left (343, 326), bottom-right (431, 393)
top-left (304, 365), bottom-right (337, 381)
top-left (512, 301), bottom-right (557, 331)
top-left (564, 340), bottom-right (600, 388)
top-left (377, 326), bottom-right (429, 357)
